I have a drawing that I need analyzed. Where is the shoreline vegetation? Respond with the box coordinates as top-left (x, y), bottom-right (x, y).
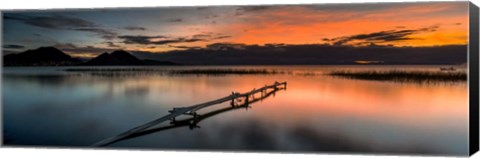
top-left (62, 68), bottom-right (468, 83)
top-left (329, 70), bottom-right (467, 83)
top-left (64, 68), bottom-right (286, 76)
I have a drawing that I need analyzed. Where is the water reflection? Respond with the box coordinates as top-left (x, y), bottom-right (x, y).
top-left (2, 66), bottom-right (468, 156)
top-left (97, 86), bottom-right (286, 146)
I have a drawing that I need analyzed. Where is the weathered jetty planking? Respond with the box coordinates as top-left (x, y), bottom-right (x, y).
top-left (94, 84), bottom-right (284, 146)
top-left (92, 81), bottom-right (287, 147)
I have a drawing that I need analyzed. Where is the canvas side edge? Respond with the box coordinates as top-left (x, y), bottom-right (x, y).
top-left (469, 1), bottom-right (479, 156)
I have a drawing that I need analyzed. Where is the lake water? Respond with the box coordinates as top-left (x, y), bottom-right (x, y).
top-left (2, 65), bottom-right (468, 156)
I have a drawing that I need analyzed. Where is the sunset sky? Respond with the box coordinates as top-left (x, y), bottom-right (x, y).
top-left (2, 2), bottom-right (469, 58)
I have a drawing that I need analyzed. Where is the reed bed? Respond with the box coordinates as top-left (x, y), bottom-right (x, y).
top-left (329, 70), bottom-right (467, 83)
top-left (64, 68), bottom-right (284, 76)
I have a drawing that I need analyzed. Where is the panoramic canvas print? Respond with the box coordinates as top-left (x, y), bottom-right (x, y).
top-left (1, 1), bottom-right (472, 156)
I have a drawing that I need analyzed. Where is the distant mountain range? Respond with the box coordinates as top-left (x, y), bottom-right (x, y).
top-left (83, 50), bottom-right (176, 66)
top-left (3, 47), bottom-right (178, 66)
top-left (3, 43), bottom-right (468, 66)
top-left (4, 47), bottom-right (81, 66)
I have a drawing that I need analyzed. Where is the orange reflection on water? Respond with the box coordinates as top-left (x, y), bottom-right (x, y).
top-left (233, 74), bottom-right (468, 131)
top-left (113, 70), bottom-right (467, 133)
top-left (2, 66), bottom-right (469, 154)
top-left (100, 66), bottom-right (467, 147)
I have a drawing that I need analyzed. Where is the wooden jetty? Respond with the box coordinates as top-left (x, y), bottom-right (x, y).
top-left (94, 83), bottom-right (285, 146)
top-left (92, 81), bottom-right (287, 147)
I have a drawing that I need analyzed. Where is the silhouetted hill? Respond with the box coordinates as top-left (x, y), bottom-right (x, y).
top-left (83, 50), bottom-right (178, 66)
top-left (3, 47), bottom-right (80, 66)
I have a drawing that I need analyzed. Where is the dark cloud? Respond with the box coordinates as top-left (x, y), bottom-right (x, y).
top-left (73, 28), bottom-right (117, 40)
top-left (234, 6), bottom-right (274, 16)
top-left (168, 45), bottom-right (202, 50)
top-left (3, 44), bottom-right (25, 49)
top-left (191, 32), bottom-right (230, 39)
top-left (123, 26), bottom-right (146, 31)
top-left (149, 38), bottom-right (204, 45)
top-left (167, 18), bottom-right (183, 22)
top-left (2, 50), bottom-right (21, 55)
top-left (118, 33), bottom-right (230, 45)
top-left (192, 32), bottom-right (232, 40)
top-left (117, 35), bottom-right (167, 44)
top-left (4, 15), bottom-right (96, 29)
top-left (76, 45), bottom-right (116, 53)
top-left (206, 42), bottom-right (247, 50)
top-left (53, 43), bottom-right (117, 57)
top-left (322, 38), bottom-right (334, 42)
top-left (214, 35), bottom-right (232, 39)
top-left (118, 35), bottom-right (205, 45)
top-left (4, 15), bottom-right (24, 20)
top-left (192, 34), bottom-right (210, 39)
top-left (103, 42), bottom-right (120, 48)
top-left (236, 6), bottom-right (274, 12)
top-left (2, 44), bottom-right (25, 55)
top-left (4, 14), bottom-right (116, 40)
top-left (328, 26), bottom-right (439, 46)
top-left (53, 43), bottom-right (77, 49)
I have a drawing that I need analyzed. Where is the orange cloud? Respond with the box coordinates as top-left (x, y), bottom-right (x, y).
top-left (214, 2), bottom-right (468, 47)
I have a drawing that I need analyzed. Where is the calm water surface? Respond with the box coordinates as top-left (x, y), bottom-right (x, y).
top-left (2, 66), bottom-right (468, 155)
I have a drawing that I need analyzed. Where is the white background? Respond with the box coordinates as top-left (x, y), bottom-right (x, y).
top-left (0, 0), bottom-right (478, 158)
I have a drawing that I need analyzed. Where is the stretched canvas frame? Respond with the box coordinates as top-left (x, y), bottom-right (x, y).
top-left (1, 1), bottom-right (479, 157)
